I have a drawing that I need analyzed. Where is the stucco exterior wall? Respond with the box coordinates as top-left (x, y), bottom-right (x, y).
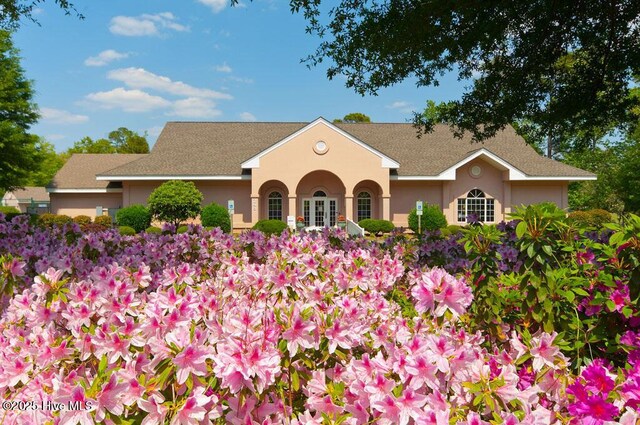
top-left (511, 182), bottom-right (567, 209)
top-left (122, 181), bottom-right (252, 228)
top-left (1, 193), bottom-right (20, 210)
top-left (389, 181), bottom-right (442, 227)
top-left (251, 122), bottom-right (391, 222)
top-left (50, 193), bottom-right (123, 218)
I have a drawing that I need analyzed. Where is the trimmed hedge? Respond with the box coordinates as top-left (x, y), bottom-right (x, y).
top-left (118, 226), bottom-right (136, 236)
top-left (568, 209), bottom-right (612, 228)
top-left (0, 206), bottom-right (19, 214)
top-left (253, 219), bottom-right (288, 236)
top-left (358, 219), bottom-right (395, 235)
top-left (116, 205), bottom-right (151, 233)
top-left (73, 215), bottom-right (92, 226)
top-left (94, 216), bottom-right (113, 227)
top-left (408, 202), bottom-right (447, 234)
top-left (201, 202), bottom-right (231, 233)
top-left (177, 225), bottom-right (189, 234)
top-left (145, 226), bottom-right (162, 234)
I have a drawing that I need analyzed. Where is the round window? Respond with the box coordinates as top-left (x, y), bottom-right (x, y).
top-left (313, 140), bottom-right (329, 154)
top-left (470, 165), bottom-right (482, 177)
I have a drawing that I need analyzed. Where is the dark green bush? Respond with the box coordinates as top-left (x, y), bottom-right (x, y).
top-left (94, 215), bottom-right (113, 227)
top-left (201, 202), bottom-right (231, 233)
top-left (253, 219), bottom-right (288, 236)
top-left (408, 202), bottom-right (447, 234)
top-left (116, 205), bottom-right (151, 233)
top-left (73, 215), bottom-right (92, 226)
top-left (145, 226), bottom-right (162, 234)
top-left (358, 219), bottom-right (395, 234)
top-left (118, 225), bottom-right (136, 236)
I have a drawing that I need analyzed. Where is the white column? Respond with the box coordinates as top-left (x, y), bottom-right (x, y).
top-left (251, 196), bottom-right (259, 225)
top-left (288, 196), bottom-right (296, 220)
top-left (345, 196), bottom-right (354, 221)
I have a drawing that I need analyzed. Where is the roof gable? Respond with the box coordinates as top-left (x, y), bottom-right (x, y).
top-left (240, 117), bottom-right (400, 169)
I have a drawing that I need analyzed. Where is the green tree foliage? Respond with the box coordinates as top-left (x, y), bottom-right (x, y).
top-left (333, 112), bottom-right (371, 123)
top-left (0, 0), bottom-right (82, 29)
top-left (290, 0), bottom-right (640, 142)
top-left (147, 181), bottom-right (203, 228)
top-left (617, 131), bottom-right (640, 213)
top-left (26, 139), bottom-right (65, 186)
top-left (201, 202), bottom-right (231, 233)
top-left (65, 128), bottom-right (149, 156)
top-left (407, 203), bottom-right (447, 234)
top-left (0, 30), bottom-right (42, 192)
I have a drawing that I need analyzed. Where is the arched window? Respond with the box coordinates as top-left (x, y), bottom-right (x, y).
top-left (268, 191), bottom-right (283, 220)
top-left (457, 189), bottom-right (495, 222)
top-left (313, 190), bottom-right (327, 197)
top-left (357, 191), bottom-right (372, 221)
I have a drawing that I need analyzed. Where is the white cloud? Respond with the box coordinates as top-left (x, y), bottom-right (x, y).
top-left (197, 0), bottom-right (227, 13)
top-left (85, 88), bottom-right (171, 112)
top-left (109, 13), bottom-right (189, 37)
top-left (84, 49), bottom-right (130, 67)
top-left (40, 108), bottom-right (89, 124)
top-left (170, 97), bottom-right (222, 119)
top-left (226, 75), bottom-right (254, 84)
top-left (387, 101), bottom-right (414, 113)
top-left (239, 112), bottom-right (256, 122)
top-left (108, 67), bottom-right (233, 100)
top-left (215, 62), bottom-right (232, 73)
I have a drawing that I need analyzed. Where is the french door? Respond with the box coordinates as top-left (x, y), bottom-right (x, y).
top-left (302, 197), bottom-right (337, 227)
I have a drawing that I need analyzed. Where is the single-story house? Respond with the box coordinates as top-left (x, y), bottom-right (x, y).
top-left (2, 186), bottom-right (50, 214)
top-left (48, 117), bottom-right (596, 228)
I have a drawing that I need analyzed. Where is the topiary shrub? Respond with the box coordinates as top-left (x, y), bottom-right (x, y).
top-left (73, 215), bottom-right (92, 226)
top-left (568, 210), bottom-right (595, 227)
top-left (38, 213), bottom-right (57, 227)
top-left (82, 223), bottom-right (107, 232)
top-left (441, 224), bottom-right (464, 237)
top-left (253, 219), bottom-right (288, 236)
top-left (118, 225), bottom-right (136, 236)
top-left (201, 202), bottom-right (231, 233)
top-left (408, 202), bottom-right (447, 234)
top-left (588, 209), bottom-right (612, 227)
top-left (145, 226), bottom-right (162, 234)
top-left (358, 219), bottom-right (395, 235)
top-left (53, 214), bottom-right (73, 226)
top-left (176, 225), bottom-right (189, 234)
top-left (116, 205), bottom-right (151, 233)
top-left (147, 180), bottom-right (203, 227)
top-left (94, 215), bottom-right (113, 227)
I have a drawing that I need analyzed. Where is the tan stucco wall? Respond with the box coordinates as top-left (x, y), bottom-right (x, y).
top-left (389, 181), bottom-right (442, 227)
top-left (251, 122), bottom-right (391, 222)
top-left (511, 182), bottom-right (567, 210)
top-left (123, 180), bottom-right (253, 228)
top-left (50, 193), bottom-right (123, 218)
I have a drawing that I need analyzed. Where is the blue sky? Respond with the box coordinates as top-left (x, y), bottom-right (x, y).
top-left (14, 0), bottom-right (467, 152)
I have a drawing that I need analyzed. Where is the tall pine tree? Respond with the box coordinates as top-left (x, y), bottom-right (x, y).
top-left (0, 29), bottom-right (42, 192)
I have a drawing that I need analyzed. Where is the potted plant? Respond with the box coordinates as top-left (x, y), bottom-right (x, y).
top-left (337, 214), bottom-right (347, 229)
top-left (296, 215), bottom-right (305, 229)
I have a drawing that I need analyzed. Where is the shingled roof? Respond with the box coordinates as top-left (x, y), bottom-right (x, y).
top-left (49, 154), bottom-right (147, 190)
top-left (98, 120), bottom-right (594, 179)
top-left (7, 187), bottom-right (50, 201)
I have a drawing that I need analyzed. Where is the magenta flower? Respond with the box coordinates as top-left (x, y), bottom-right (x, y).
top-left (567, 394), bottom-right (619, 423)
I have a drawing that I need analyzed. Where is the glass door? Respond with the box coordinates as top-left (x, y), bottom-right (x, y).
top-left (302, 197), bottom-right (338, 227)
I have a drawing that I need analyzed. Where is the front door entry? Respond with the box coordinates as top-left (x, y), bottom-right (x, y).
top-left (303, 196), bottom-right (337, 227)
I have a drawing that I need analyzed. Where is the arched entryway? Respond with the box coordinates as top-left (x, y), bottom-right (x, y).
top-left (258, 180), bottom-right (289, 221)
top-left (352, 180), bottom-right (383, 222)
top-left (295, 171), bottom-right (346, 227)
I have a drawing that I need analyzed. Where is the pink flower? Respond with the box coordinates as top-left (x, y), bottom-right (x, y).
top-left (529, 332), bottom-right (560, 371)
top-left (58, 386), bottom-right (96, 425)
top-left (138, 393), bottom-right (168, 425)
top-left (170, 388), bottom-right (210, 425)
top-left (282, 313), bottom-right (316, 356)
top-left (173, 345), bottom-right (211, 385)
top-left (95, 374), bottom-right (126, 421)
top-left (567, 394), bottom-right (619, 423)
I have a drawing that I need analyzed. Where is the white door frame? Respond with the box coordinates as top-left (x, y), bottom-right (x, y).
top-left (303, 197), bottom-right (338, 227)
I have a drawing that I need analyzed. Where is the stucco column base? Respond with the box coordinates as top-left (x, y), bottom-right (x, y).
top-left (288, 196), bottom-right (296, 220)
top-left (382, 196), bottom-right (390, 221)
top-left (345, 196), bottom-right (354, 221)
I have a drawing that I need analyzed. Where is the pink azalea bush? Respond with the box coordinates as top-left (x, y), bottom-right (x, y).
top-left (0, 213), bottom-right (638, 424)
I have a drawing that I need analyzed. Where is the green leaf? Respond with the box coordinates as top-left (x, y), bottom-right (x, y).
top-left (542, 245), bottom-right (554, 256)
top-left (516, 221), bottom-right (527, 239)
top-left (291, 369), bottom-right (300, 391)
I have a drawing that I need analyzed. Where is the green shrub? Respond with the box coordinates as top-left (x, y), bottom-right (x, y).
top-left (118, 225), bottom-right (136, 236)
top-left (253, 219), bottom-right (288, 236)
top-left (588, 209), bottom-right (612, 227)
top-left (358, 219), bottom-right (395, 235)
top-left (441, 224), bottom-right (463, 237)
top-left (145, 226), bottom-right (162, 234)
top-left (201, 202), bottom-right (231, 233)
top-left (116, 205), bottom-right (151, 233)
top-left (176, 225), bottom-right (189, 234)
top-left (73, 215), bottom-right (92, 226)
top-left (568, 210), bottom-right (591, 227)
top-left (94, 215), bottom-right (113, 227)
top-left (39, 213), bottom-right (57, 227)
top-left (53, 215), bottom-right (73, 226)
top-left (147, 181), bottom-right (203, 227)
top-left (0, 206), bottom-right (19, 214)
top-left (408, 202), bottom-right (447, 234)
